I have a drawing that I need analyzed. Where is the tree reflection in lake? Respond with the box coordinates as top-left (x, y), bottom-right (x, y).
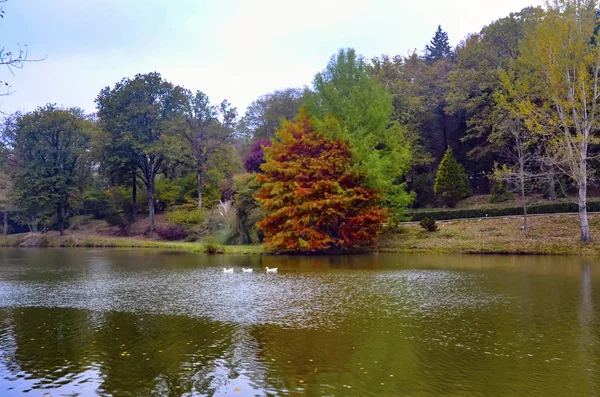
top-left (0, 250), bottom-right (599, 396)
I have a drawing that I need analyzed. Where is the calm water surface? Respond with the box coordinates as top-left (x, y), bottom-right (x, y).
top-left (0, 249), bottom-right (598, 396)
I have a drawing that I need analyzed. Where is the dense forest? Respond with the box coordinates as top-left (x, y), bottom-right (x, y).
top-left (2, 0), bottom-right (600, 250)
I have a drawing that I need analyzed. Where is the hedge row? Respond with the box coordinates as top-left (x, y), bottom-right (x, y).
top-left (407, 200), bottom-right (600, 222)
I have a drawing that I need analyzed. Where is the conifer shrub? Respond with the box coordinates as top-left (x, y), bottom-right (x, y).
top-left (434, 148), bottom-right (471, 207)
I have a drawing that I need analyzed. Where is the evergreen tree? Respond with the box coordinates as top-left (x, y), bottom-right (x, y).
top-left (434, 148), bottom-right (471, 207)
top-left (425, 25), bottom-right (452, 64)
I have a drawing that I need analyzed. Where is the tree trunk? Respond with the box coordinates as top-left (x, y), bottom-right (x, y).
top-left (197, 159), bottom-right (203, 209)
top-left (3, 210), bottom-right (7, 236)
top-left (520, 176), bottom-right (527, 232)
top-left (148, 176), bottom-right (156, 231)
top-left (31, 209), bottom-right (37, 233)
top-left (579, 177), bottom-right (591, 242)
top-left (547, 170), bottom-right (556, 201)
top-left (132, 175), bottom-right (137, 222)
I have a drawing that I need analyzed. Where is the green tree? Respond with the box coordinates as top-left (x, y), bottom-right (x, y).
top-left (434, 148), bottom-right (471, 207)
top-left (503, 0), bottom-right (599, 242)
top-left (424, 25), bottom-right (453, 64)
top-left (176, 90), bottom-right (238, 209)
top-left (446, 7), bottom-right (541, 169)
top-left (238, 88), bottom-right (303, 141)
top-left (96, 73), bottom-right (188, 230)
top-left (370, 51), bottom-right (464, 207)
top-left (11, 105), bottom-right (95, 235)
top-left (306, 48), bottom-right (413, 220)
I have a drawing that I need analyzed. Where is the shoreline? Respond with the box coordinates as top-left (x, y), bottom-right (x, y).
top-left (1, 213), bottom-right (599, 256)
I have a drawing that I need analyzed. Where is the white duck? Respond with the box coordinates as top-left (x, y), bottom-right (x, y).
top-left (222, 268), bottom-right (234, 273)
top-left (265, 267), bottom-right (278, 273)
top-left (242, 268), bottom-right (253, 273)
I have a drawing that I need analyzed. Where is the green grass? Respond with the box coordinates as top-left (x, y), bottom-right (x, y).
top-left (0, 234), bottom-right (264, 255)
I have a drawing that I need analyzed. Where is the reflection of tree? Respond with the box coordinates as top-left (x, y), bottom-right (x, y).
top-left (578, 262), bottom-right (597, 396)
top-left (94, 311), bottom-right (235, 396)
top-left (0, 307), bottom-right (236, 396)
top-left (4, 307), bottom-right (93, 384)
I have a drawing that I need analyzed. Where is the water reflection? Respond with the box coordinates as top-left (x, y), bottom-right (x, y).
top-left (0, 250), bottom-right (598, 396)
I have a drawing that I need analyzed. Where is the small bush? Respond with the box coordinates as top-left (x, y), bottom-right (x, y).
top-left (419, 216), bottom-right (438, 232)
top-left (204, 242), bottom-right (220, 254)
top-left (167, 208), bottom-right (206, 226)
top-left (408, 199), bottom-right (600, 221)
top-left (156, 225), bottom-right (187, 241)
top-left (489, 183), bottom-right (513, 203)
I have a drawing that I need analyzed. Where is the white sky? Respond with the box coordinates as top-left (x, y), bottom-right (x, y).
top-left (0, 0), bottom-right (542, 115)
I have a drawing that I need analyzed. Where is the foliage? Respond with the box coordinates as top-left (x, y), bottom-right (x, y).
top-left (419, 216), bottom-right (438, 232)
top-left (96, 72), bottom-right (188, 230)
top-left (155, 224), bottom-right (188, 241)
top-left (166, 207), bottom-right (206, 226)
top-left (424, 25), bottom-right (453, 64)
top-left (307, 48), bottom-right (413, 219)
top-left (10, 105), bottom-right (96, 234)
top-left (238, 88), bottom-right (303, 140)
top-left (243, 139), bottom-right (271, 173)
top-left (82, 187), bottom-right (110, 219)
top-left (256, 110), bottom-right (388, 252)
top-left (489, 182), bottom-right (513, 203)
top-left (501, 0), bottom-right (598, 241)
top-left (211, 200), bottom-right (240, 245)
top-left (434, 148), bottom-right (471, 207)
top-left (155, 177), bottom-right (184, 211)
top-left (175, 90), bottom-right (238, 208)
top-left (232, 173), bottom-right (264, 244)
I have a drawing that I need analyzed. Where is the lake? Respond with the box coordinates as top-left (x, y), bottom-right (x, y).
top-left (0, 249), bottom-right (598, 396)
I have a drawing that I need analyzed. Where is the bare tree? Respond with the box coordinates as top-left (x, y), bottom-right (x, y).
top-left (0, 1), bottom-right (44, 97)
top-left (492, 119), bottom-right (542, 231)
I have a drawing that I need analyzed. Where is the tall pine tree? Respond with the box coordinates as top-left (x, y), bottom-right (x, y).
top-left (425, 25), bottom-right (452, 64)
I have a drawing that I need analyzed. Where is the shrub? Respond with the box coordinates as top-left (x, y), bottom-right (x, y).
top-left (243, 139), bottom-right (272, 173)
top-left (434, 148), bottom-right (471, 207)
top-left (166, 208), bottom-right (206, 226)
top-left (155, 225), bottom-right (188, 241)
top-left (203, 242), bottom-right (224, 254)
top-left (419, 216), bottom-right (438, 232)
top-left (232, 173), bottom-right (264, 244)
top-left (408, 199), bottom-right (600, 221)
top-left (489, 182), bottom-right (513, 203)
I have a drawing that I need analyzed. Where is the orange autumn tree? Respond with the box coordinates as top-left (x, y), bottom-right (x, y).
top-left (255, 109), bottom-right (388, 252)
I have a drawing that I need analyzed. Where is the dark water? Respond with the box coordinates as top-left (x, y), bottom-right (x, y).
top-left (0, 250), bottom-right (598, 396)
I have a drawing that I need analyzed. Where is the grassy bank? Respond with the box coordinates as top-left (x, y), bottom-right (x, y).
top-left (0, 232), bottom-right (263, 255)
top-left (1, 213), bottom-right (599, 256)
top-left (380, 213), bottom-right (600, 255)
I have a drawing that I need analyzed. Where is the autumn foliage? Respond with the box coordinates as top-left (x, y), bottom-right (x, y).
top-left (255, 110), bottom-right (388, 252)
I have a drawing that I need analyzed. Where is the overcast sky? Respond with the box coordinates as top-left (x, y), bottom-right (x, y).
top-left (1, 0), bottom-right (542, 116)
